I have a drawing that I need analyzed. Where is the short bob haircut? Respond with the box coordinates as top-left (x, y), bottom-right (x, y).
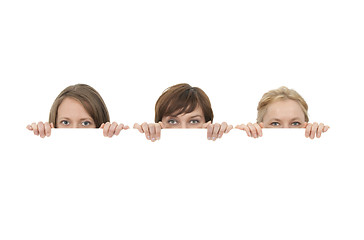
top-left (155, 83), bottom-right (214, 123)
top-left (257, 86), bottom-right (309, 123)
top-left (49, 84), bottom-right (110, 128)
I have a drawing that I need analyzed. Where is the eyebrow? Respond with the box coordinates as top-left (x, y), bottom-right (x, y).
top-left (189, 115), bottom-right (202, 119)
top-left (268, 118), bottom-right (302, 122)
top-left (57, 117), bottom-right (93, 121)
top-left (268, 118), bottom-right (281, 122)
top-left (167, 114), bottom-right (202, 118)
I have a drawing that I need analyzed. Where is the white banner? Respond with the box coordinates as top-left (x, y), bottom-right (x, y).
top-left (1, 129), bottom-right (362, 240)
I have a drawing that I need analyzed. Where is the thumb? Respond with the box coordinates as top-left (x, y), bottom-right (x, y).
top-left (259, 122), bottom-right (264, 128)
top-left (202, 121), bottom-right (212, 128)
top-left (158, 121), bottom-right (165, 129)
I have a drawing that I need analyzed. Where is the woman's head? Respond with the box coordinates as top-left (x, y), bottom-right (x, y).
top-left (257, 86), bottom-right (309, 128)
top-left (49, 84), bottom-right (110, 128)
top-left (155, 83), bottom-right (213, 128)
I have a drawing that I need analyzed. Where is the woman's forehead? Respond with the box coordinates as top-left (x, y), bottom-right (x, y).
top-left (57, 97), bottom-right (93, 119)
top-left (167, 105), bottom-right (204, 118)
top-left (265, 100), bottom-right (305, 120)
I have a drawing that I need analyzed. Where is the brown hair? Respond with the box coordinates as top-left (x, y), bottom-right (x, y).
top-left (257, 86), bottom-right (309, 123)
top-left (155, 83), bottom-right (214, 123)
top-left (49, 84), bottom-right (110, 127)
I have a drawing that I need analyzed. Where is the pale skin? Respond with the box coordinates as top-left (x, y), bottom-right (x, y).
top-left (26, 97), bottom-right (128, 138)
top-left (235, 99), bottom-right (329, 139)
top-left (133, 106), bottom-right (233, 142)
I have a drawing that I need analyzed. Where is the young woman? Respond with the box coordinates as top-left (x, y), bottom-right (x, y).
top-left (236, 86), bottom-right (329, 139)
top-left (26, 84), bottom-right (128, 138)
top-left (134, 83), bottom-right (233, 141)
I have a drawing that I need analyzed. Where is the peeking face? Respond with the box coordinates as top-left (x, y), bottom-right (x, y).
top-left (56, 97), bottom-right (96, 128)
top-left (262, 99), bottom-right (306, 128)
top-left (161, 105), bottom-right (206, 128)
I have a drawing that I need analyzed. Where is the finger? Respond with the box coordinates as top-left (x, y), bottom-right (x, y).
top-left (206, 124), bottom-right (213, 140)
top-left (235, 124), bottom-right (251, 137)
top-left (316, 123), bottom-right (325, 138)
top-left (123, 125), bottom-right (130, 130)
top-left (158, 121), bottom-right (165, 129)
top-left (44, 122), bottom-right (52, 137)
top-left (108, 122), bottom-right (118, 138)
top-left (310, 122), bottom-right (319, 139)
top-left (100, 123), bottom-right (105, 129)
top-left (103, 122), bottom-right (111, 137)
top-left (115, 124), bottom-right (125, 136)
top-left (149, 123), bottom-right (156, 142)
top-left (323, 125), bottom-right (330, 132)
top-left (141, 122), bottom-right (151, 140)
top-left (26, 124), bottom-right (33, 130)
top-left (38, 122), bottom-right (46, 138)
top-left (202, 121), bottom-right (212, 129)
top-left (305, 123), bottom-right (312, 138)
top-left (253, 123), bottom-right (263, 137)
top-left (155, 124), bottom-right (161, 140)
top-left (259, 122), bottom-right (264, 128)
top-left (226, 125), bottom-right (233, 133)
top-left (50, 122), bottom-right (55, 128)
top-left (235, 124), bottom-right (244, 130)
top-left (218, 122), bottom-right (227, 138)
top-left (212, 123), bottom-right (220, 141)
top-left (133, 123), bottom-right (143, 133)
top-left (31, 123), bottom-right (39, 136)
top-left (247, 122), bottom-right (258, 138)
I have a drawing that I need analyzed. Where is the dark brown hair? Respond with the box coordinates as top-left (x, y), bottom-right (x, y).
top-left (49, 84), bottom-right (110, 127)
top-left (154, 83), bottom-right (214, 123)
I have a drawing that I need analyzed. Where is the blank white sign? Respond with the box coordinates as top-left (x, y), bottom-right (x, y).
top-left (0, 129), bottom-right (362, 240)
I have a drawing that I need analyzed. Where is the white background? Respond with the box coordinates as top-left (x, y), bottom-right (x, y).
top-left (0, 1), bottom-right (363, 239)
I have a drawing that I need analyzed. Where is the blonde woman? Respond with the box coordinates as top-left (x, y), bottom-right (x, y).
top-left (27, 84), bottom-right (128, 138)
top-left (236, 86), bottom-right (329, 139)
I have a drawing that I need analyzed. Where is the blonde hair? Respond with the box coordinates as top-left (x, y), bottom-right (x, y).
top-left (257, 86), bottom-right (309, 123)
top-left (49, 84), bottom-right (110, 128)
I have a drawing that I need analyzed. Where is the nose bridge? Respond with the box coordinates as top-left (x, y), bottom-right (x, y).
top-left (72, 122), bottom-right (79, 128)
top-left (181, 122), bottom-right (187, 128)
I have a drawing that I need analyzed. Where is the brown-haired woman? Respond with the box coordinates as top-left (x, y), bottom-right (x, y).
top-left (26, 84), bottom-right (129, 138)
top-left (134, 83), bottom-right (233, 141)
top-left (236, 86), bottom-right (329, 139)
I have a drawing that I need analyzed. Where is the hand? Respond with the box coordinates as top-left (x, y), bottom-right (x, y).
top-left (100, 122), bottom-right (129, 138)
top-left (133, 122), bottom-right (165, 142)
top-left (26, 122), bottom-right (54, 138)
top-left (235, 122), bottom-right (263, 138)
top-left (203, 121), bottom-right (233, 141)
top-left (304, 122), bottom-right (330, 139)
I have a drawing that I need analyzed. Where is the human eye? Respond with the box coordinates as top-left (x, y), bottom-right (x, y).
top-left (291, 121), bottom-right (301, 127)
top-left (60, 120), bottom-right (70, 126)
top-left (81, 121), bottom-right (92, 127)
top-left (270, 122), bottom-right (280, 127)
top-left (190, 119), bottom-right (200, 124)
top-left (167, 119), bottom-right (178, 125)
